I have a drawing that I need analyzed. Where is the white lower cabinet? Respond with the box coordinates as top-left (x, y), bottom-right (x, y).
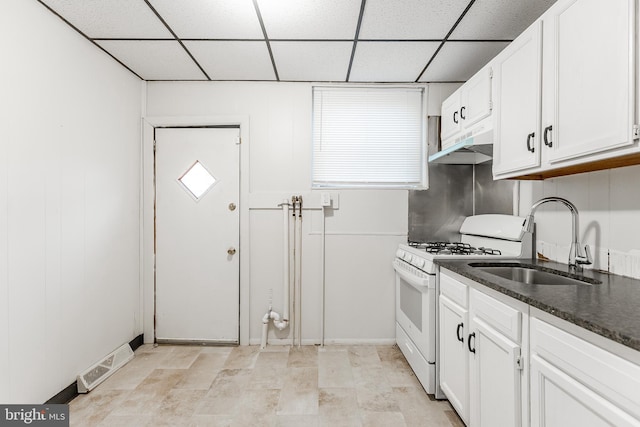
top-left (530, 318), bottom-right (640, 426)
top-left (439, 270), bottom-right (527, 426)
top-left (439, 291), bottom-right (469, 423)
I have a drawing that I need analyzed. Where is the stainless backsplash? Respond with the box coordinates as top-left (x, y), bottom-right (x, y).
top-left (408, 116), bottom-right (515, 242)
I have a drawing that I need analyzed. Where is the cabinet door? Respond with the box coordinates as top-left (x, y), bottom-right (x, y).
top-left (439, 295), bottom-right (469, 423)
top-left (461, 67), bottom-right (492, 130)
top-left (470, 317), bottom-right (522, 427)
top-left (441, 90), bottom-right (462, 143)
top-left (544, 0), bottom-right (635, 165)
top-left (531, 354), bottom-right (640, 427)
top-left (493, 21), bottom-right (542, 177)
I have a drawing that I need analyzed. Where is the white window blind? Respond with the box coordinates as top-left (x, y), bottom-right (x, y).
top-left (312, 86), bottom-right (425, 188)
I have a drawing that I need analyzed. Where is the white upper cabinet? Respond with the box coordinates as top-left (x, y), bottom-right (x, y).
top-left (441, 88), bottom-right (463, 142)
top-left (543, 0), bottom-right (635, 164)
top-left (440, 67), bottom-right (493, 150)
top-left (460, 67), bottom-right (492, 131)
top-left (493, 0), bottom-right (638, 179)
top-left (492, 21), bottom-right (543, 177)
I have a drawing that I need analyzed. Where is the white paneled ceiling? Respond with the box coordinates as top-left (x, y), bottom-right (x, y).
top-left (36, 0), bottom-right (557, 82)
top-left (419, 41), bottom-right (510, 82)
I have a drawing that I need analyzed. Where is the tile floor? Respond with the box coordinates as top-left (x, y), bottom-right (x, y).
top-left (69, 344), bottom-right (464, 427)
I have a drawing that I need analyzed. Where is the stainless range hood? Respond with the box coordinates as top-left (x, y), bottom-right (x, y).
top-left (427, 116), bottom-right (493, 164)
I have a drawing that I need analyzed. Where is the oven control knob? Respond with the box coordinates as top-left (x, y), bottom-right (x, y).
top-left (404, 254), bottom-right (413, 263)
top-left (415, 258), bottom-right (425, 268)
top-left (396, 249), bottom-right (405, 258)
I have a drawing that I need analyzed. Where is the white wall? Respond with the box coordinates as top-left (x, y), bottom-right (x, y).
top-left (145, 82), bottom-right (410, 345)
top-left (0, 0), bottom-right (143, 403)
top-left (519, 165), bottom-right (640, 278)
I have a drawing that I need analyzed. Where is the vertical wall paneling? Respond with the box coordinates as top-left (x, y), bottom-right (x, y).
top-left (1, 0), bottom-right (142, 403)
top-left (145, 82), bottom-right (419, 344)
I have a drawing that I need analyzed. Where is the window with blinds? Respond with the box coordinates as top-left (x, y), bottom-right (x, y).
top-left (312, 86), bottom-right (426, 189)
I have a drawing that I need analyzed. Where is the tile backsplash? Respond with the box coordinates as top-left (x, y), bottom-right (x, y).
top-left (520, 164), bottom-right (640, 279)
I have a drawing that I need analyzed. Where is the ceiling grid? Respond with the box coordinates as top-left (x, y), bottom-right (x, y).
top-left (35, 0), bottom-right (556, 82)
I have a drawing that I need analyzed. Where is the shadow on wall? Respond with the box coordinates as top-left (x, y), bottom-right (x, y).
top-left (408, 161), bottom-right (515, 243)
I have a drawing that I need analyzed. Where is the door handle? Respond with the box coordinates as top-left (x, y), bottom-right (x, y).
top-left (227, 247), bottom-right (236, 255)
top-left (468, 332), bottom-right (476, 353)
top-left (453, 111), bottom-right (459, 124)
top-left (460, 106), bottom-right (466, 120)
top-left (456, 323), bottom-right (464, 343)
top-left (526, 132), bottom-right (535, 153)
top-left (543, 125), bottom-right (553, 147)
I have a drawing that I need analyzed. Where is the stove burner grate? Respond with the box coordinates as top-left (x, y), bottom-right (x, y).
top-left (408, 241), bottom-right (501, 256)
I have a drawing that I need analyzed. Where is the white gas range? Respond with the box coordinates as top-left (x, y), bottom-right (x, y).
top-left (393, 214), bottom-right (531, 398)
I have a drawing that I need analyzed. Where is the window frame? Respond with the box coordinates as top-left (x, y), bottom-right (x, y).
top-left (311, 85), bottom-right (428, 190)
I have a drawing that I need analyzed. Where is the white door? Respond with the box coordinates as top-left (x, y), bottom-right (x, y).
top-left (530, 354), bottom-right (639, 427)
top-left (441, 90), bottom-right (462, 143)
top-left (439, 295), bottom-right (469, 424)
top-left (470, 317), bottom-right (522, 427)
top-left (460, 67), bottom-right (492, 130)
top-left (155, 127), bottom-right (240, 343)
top-left (493, 20), bottom-right (542, 177)
top-left (544, 0), bottom-right (635, 164)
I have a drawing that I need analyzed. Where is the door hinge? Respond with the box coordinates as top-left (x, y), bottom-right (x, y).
top-left (633, 125), bottom-right (639, 139)
top-left (489, 100), bottom-right (493, 111)
top-left (235, 137), bottom-right (242, 145)
top-left (489, 67), bottom-right (493, 79)
top-left (516, 354), bottom-right (524, 370)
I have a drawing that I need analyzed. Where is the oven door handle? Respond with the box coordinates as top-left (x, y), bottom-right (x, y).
top-left (393, 262), bottom-right (434, 290)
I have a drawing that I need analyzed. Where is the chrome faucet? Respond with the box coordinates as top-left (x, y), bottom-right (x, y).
top-left (522, 197), bottom-right (592, 270)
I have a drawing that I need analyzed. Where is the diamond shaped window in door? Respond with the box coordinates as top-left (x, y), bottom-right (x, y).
top-left (178, 161), bottom-right (217, 200)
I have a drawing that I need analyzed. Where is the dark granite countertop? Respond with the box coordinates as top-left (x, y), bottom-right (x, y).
top-left (435, 258), bottom-right (640, 353)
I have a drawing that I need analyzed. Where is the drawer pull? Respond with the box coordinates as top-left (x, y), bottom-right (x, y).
top-left (468, 332), bottom-right (476, 354)
top-left (456, 323), bottom-right (464, 343)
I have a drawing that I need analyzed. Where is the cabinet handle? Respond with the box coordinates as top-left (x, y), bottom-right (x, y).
top-left (544, 125), bottom-right (553, 147)
top-left (526, 132), bottom-right (535, 153)
top-left (453, 111), bottom-right (459, 124)
top-left (468, 332), bottom-right (476, 353)
top-left (456, 323), bottom-right (464, 343)
top-left (460, 106), bottom-right (466, 120)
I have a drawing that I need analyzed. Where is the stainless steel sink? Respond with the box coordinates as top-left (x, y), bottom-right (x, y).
top-left (468, 262), bottom-right (601, 286)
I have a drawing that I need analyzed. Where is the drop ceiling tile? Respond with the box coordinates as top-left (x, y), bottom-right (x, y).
top-left (451, 0), bottom-right (556, 40)
top-left (96, 40), bottom-right (207, 80)
top-left (270, 42), bottom-right (352, 81)
top-left (349, 42), bottom-right (440, 82)
top-left (184, 41), bottom-right (275, 80)
top-left (359, 0), bottom-right (470, 40)
top-left (419, 41), bottom-right (509, 82)
top-left (257, 0), bottom-right (361, 39)
top-left (40, 0), bottom-right (172, 38)
top-left (148, 0), bottom-right (263, 39)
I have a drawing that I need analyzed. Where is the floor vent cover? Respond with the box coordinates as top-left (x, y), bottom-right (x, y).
top-left (77, 343), bottom-right (134, 393)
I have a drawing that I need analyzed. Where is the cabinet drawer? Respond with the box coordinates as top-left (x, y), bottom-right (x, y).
top-left (439, 272), bottom-right (468, 308)
top-left (470, 288), bottom-right (521, 343)
top-left (531, 318), bottom-right (640, 420)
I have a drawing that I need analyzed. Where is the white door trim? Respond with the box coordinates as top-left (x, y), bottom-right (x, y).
top-left (142, 115), bottom-right (251, 345)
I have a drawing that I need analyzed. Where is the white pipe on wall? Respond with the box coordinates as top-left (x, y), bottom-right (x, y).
top-left (260, 200), bottom-right (291, 349)
top-left (282, 200), bottom-right (290, 323)
top-left (295, 198), bottom-right (303, 348)
top-left (320, 206), bottom-right (326, 347)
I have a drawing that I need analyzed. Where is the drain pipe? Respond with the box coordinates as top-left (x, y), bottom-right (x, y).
top-left (260, 200), bottom-right (291, 349)
top-left (294, 196), bottom-right (303, 348)
top-left (320, 203), bottom-right (326, 347)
